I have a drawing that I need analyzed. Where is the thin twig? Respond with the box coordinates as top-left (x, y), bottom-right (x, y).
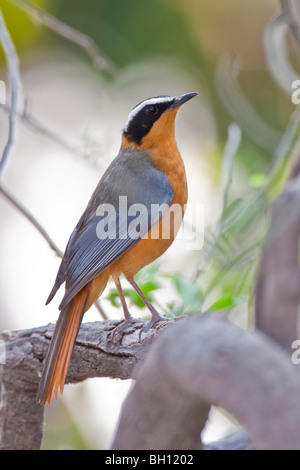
top-left (94, 300), bottom-right (109, 320)
top-left (193, 123), bottom-right (241, 280)
top-left (280, 0), bottom-right (300, 47)
top-left (0, 183), bottom-right (63, 257)
top-left (215, 54), bottom-right (282, 153)
top-left (8, 0), bottom-right (117, 74)
top-left (0, 7), bottom-right (109, 320)
top-left (263, 103), bottom-right (300, 202)
top-left (0, 183), bottom-right (108, 319)
top-left (218, 123), bottom-right (241, 217)
top-left (0, 8), bottom-right (21, 177)
top-left (0, 102), bottom-right (90, 159)
top-left (0, 9), bottom-right (63, 257)
top-left (264, 11), bottom-right (299, 96)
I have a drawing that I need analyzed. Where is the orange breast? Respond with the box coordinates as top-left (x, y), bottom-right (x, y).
top-left (111, 129), bottom-right (188, 279)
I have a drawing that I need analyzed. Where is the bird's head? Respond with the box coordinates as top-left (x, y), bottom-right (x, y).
top-left (122, 92), bottom-right (197, 149)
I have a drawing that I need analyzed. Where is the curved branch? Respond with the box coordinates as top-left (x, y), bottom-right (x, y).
top-left (2, 314), bottom-right (300, 450)
top-left (111, 315), bottom-right (300, 450)
top-left (0, 317), bottom-right (175, 450)
top-left (255, 152), bottom-right (300, 349)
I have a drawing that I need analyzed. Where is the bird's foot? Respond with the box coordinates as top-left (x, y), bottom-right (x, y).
top-left (109, 315), bottom-right (143, 342)
top-left (138, 311), bottom-right (169, 342)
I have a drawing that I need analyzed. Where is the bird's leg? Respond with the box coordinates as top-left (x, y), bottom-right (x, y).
top-left (115, 277), bottom-right (134, 322)
top-left (109, 277), bottom-right (142, 341)
top-left (126, 276), bottom-right (168, 335)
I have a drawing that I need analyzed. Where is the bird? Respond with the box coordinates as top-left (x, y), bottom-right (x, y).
top-left (36, 92), bottom-right (197, 404)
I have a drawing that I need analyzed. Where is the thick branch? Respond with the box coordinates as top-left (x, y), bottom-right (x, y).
top-left (111, 315), bottom-right (300, 450)
top-left (203, 429), bottom-right (254, 451)
top-left (255, 155), bottom-right (300, 349)
top-left (0, 318), bottom-right (175, 450)
top-left (2, 314), bottom-right (300, 450)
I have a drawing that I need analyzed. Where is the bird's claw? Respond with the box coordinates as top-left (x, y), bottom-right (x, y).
top-left (138, 313), bottom-right (169, 342)
top-left (109, 316), bottom-right (142, 342)
top-left (109, 312), bottom-right (169, 343)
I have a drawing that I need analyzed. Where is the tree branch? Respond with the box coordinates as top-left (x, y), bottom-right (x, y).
top-left (203, 428), bottom-right (255, 451)
top-left (255, 151), bottom-right (300, 350)
top-left (0, 317), bottom-right (175, 450)
top-left (2, 313), bottom-right (300, 450)
top-left (0, 8), bottom-right (21, 177)
top-left (0, 11), bottom-right (108, 319)
top-left (0, 183), bottom-right (63, 257)
top-left (0, 102), bottom-right (92, 160)
top-left (193, 122), bottom-right (241, 280)
top-left (280, 0), bottom-right (300, 47)
top-left (264, 10), bottom-right (299, 96)
top-left (111, 315), bottom-right (300, 450)
top-left (8, 0), bottom-right (117, 74)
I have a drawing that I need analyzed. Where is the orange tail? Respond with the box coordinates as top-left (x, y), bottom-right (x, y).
top-left (36, 283), bottom-right (91, 404)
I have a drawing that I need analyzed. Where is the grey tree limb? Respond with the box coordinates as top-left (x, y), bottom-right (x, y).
top-left (203, 428), bottom-right (255, 451)
top-left (2, 311), bottom-right (300, 450)
top-left (255, 154), bottom-right (300, 350)
top-left (111, 314), bottom-right (300, 450)
top-left (0, 318), bottom-right (174, 450)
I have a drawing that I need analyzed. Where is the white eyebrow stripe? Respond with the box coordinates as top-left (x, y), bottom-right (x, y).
top-left (124, 96), bottom-right (174, 132)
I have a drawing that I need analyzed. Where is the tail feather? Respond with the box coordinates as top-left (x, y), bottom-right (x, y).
top-left (37, 283), bottom-right (91, 405)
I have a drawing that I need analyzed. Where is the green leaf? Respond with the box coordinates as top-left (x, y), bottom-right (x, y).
top-left (207, 295), bottom-right (247, 312)
top-left (249, 173), bottom-right (268, 188)
top-left (106, 291), bottom-right (120, 308)
top-left (124, 280), bottom-right (160, 309)
top-left (139, 280), bottom-right (160, 295)
top-left (122, 288), bottom-right (145, 308)
top-left (134, 264), bottom-right (160, 284)
top-left (167, 301), bottom-right (186, 317)
top-left (105, 275), bottom-right (161, 310)
top-left (173, 275), bottom-right (204, 310)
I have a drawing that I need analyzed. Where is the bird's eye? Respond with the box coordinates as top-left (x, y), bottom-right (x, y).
top-left (146, 105), bottom-right (158, 115)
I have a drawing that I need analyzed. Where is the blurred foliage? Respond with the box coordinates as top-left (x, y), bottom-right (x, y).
top-left (107, 265), bottom-right (161, 310)
top-left (1, 0), bottom-right (300, 449)
top-left (49, 0), bottom-right (204, 68)
top-left (0, 0), bottom-right (48, 59)
top-left (51, 0), bottom-right (294, 143)
top-left (1, 0), bottom-right (299, 325)
top-left (2, 1), bottom-right (293, 143)
top-left (108, 100), bottom-right (300, 324)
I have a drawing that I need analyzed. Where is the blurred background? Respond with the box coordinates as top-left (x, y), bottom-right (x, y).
top-left (0, 0), bottom-right (298, 449)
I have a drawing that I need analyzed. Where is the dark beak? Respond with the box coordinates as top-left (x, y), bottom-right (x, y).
top-left (170, 92), bottom-right (198, 108)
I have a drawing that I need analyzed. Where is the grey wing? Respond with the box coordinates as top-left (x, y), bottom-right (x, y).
top-left (45, 216), bottom-right (84, 306)
top-left (48, 162), bottom-right (174, 310)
